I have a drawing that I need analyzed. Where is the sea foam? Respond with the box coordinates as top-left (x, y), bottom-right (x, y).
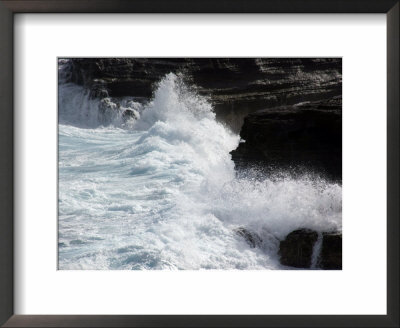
top-left (58, 72), bottom-right (342, 270)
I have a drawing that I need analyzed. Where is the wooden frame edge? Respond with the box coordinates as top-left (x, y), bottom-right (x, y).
top-left (0, 0), bottom-right (14, 327)
top-left (387, 2), bottom-right (400, 326)
top-left (0, 1), bottom-right (398, 327)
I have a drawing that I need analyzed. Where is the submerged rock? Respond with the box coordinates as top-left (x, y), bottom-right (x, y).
top-left (235, 227), bottom-right (263, 248)
top-left (89, 82), bottom-right (109, 99)
top-left (279, 229), bottom-right (318, 268)
top-left (99, 97), bottom-right (117, 113)
top-left (122, 109), bottom-right (137, 120)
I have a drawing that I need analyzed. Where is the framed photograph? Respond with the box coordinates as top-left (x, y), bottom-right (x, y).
top-left (0, 1), bottom-right (398, 327)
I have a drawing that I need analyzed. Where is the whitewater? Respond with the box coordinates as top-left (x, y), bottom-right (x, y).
top-left (58, 70), bottom-right (342, 270)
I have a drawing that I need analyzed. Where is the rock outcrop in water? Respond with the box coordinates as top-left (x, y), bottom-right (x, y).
top-left (64, 58), bottom-right (342, 132)
top-left (319, 232), bottom-right (342, 269)
top-left (279, 229), bottom-right (318, 268)
top-left (279, 229), bottom-right (342, 269)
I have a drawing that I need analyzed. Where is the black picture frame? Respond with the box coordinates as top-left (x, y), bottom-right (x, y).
top-left (0, 1), bottom-right (398, 327)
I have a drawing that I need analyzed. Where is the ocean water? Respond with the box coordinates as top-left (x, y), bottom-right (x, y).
top-left (58, 71), bottom-right (342, 270)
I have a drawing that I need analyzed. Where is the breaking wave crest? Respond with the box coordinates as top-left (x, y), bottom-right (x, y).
top-left (58, 72), bottom-right (342, 270)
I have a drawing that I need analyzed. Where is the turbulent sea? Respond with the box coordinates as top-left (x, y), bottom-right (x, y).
top-left (58, 69), bottom-right (342, 270)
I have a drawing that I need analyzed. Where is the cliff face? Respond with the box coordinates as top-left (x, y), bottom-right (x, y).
top-left (231, 96), bottom-right (342, 181)
top-left (65, 58), bottom-right (342, 132)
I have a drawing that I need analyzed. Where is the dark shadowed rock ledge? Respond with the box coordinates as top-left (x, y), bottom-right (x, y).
top-left (230, 96), bottom-right (342, 182)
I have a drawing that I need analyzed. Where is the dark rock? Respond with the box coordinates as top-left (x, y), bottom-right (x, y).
top-left (320, 232), bottom-right (342, 269)
top-left (279, 229), bottom-right (318, 268)
top-left (63, 58), bottom-right (342, 133)
top-left (235, 227), bottom-right (263, 248)
top-left (279, 229), bottom-right (342, 269)
top-left (89, 83), bottom-right (109, 99)
top-left (230, 96), bottom-right (342, 181)
top-left (99, 98), bottom-right (117, 114)
top-left (122, 109), bottom-right (136, 119)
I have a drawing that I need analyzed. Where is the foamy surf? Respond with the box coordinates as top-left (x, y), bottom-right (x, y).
top-left (58, 72), bottom-right (342, 270)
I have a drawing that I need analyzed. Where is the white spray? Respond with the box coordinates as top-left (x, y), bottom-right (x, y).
top-left (58, 72), bottom-right (342, 270)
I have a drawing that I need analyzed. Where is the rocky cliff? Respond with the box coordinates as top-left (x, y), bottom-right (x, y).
top-left (231, 96), bottom-right (342, 181)
top-left (64, 58), bottom-right (342, 133)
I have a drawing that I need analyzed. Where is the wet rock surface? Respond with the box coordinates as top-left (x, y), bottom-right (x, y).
top-left (278, 229), bottom-right (318, 268)
top-left (278, 229), bottom-right (342, 269)
top-left (235, 227), bottom-right (263, 248)
top-left (320, 232), bottom-right (342, 270)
